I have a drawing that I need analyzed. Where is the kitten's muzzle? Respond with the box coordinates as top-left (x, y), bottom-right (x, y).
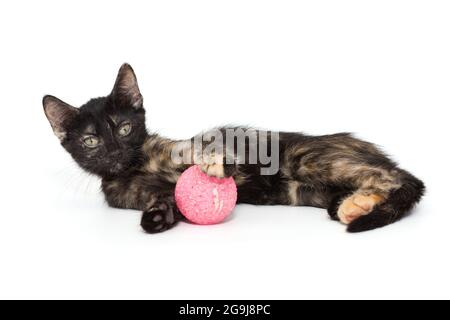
top-left (109, 150), bottom-right (124, 158)
top-left (105, 151), bottom-right (128, 173)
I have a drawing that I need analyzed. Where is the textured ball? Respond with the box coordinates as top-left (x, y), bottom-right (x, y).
top-left (175, 165), bottom-right (237, 225)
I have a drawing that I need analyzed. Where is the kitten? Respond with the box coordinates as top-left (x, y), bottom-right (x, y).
top-left (43, 64), bottom-right (425, 233)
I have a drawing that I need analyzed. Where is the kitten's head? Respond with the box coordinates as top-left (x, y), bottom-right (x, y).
top-left (43, 64), bottom-right (148, 177)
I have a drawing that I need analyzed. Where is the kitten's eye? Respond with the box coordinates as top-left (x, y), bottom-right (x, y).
top-left (83, 136), bottom-right (99, 148)
top-left (118, 122), bottom-right (132, 137)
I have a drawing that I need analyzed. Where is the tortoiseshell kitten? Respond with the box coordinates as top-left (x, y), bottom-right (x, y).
top-left (44, 64), bottom-right (425, 233)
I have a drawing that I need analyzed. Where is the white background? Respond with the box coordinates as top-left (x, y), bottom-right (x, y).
top-left (0, 0), bottom-right (449, 299)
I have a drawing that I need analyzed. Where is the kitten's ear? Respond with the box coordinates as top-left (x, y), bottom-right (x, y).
top-left (112, 63), bottom-right (143, 109)
top-left (43, 95), bottom-right (79, 141)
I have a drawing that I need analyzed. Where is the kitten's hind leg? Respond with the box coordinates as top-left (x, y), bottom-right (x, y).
top-left (347, 170), bottom-right (425, 232)
top-left (141, 199), bottom-right (185, 234)
top-left (337, 193), bottom-right (385, 225)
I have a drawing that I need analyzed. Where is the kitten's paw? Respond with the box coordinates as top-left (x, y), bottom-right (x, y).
top-left (327, 192), bottom-right (353, 221)
top-left (200, 163), bottom-right (225, 178)
top-left (337, 194), bottom-right (384, 225)
top-left (141, 202), bottom-right (179, 234)
top-left (198, 152), bottom-right (237, 178)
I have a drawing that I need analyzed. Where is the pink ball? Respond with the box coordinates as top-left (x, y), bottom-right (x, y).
top-left (175, 165), bottom-right (237, 225)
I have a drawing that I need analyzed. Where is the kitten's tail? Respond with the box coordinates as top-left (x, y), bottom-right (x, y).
top-left (347, 170), bottom-right (425, 233)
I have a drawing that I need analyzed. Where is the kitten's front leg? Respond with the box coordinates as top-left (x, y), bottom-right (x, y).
top-left (140, 198), bottom-right (185, 234)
